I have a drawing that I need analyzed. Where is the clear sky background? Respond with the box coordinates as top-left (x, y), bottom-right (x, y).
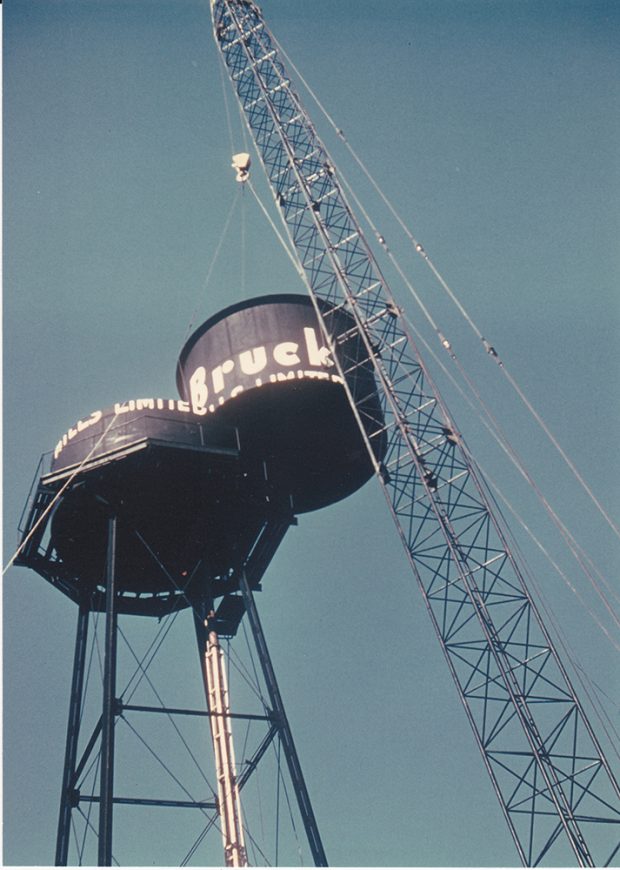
top-left (3, 0), bottom-right (619, 866)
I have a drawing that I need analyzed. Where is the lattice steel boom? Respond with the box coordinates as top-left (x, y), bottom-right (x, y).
top-left (209, 1), bottom-right (620, 865)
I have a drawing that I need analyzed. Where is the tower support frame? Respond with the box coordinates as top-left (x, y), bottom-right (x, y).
top-left (238, 569), bottom-right (328, 867)
top-left (47, 510), bottom-right (327, 866)
top-left (98, 516), bottom-right (118, 867)
top-left (55, 599), bottom-right (90, 865)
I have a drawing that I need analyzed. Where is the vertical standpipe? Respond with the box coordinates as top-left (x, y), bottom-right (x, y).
top-left (201, 616), bottom-right (248, 867)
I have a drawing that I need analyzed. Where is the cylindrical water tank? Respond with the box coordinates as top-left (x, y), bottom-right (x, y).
top-left (177, 294), bottom-right (385, 513)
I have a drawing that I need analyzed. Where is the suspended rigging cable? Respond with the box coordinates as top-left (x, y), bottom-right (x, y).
top-left (185, 188), bottom-right (241, 339)
top-left (246, 153), bottom-right (620, 639)
top-left (476, 465), bottom-right (620, 764)
top-left (224, 628), bottom-right (271, 709)
top-left (75, 749), bottom-right (103, 863)
top-left (75, 801), bottom-right (119, 867)
top-left (330, 154), bottom-right (620, 628)
top-left (122, 609), bottom-right (182, 704)
top-left (319, 119), bottom-right (620, 627)
top-left (451, 350), bottom-right (620, 623)
top-left (272, 736), bottom-right (304, 867)
top-left (117, 625), bottom-right (216, 794)
top-left (272, 32), bottom-right (620, 542)
top-left (401, 311), bottom-right (620, 643)
top-left (571, 661), bottom-right (620, 761)
top-left (216, 40), bottom-right (249, 155)
top-left (241, 182), bottom-right (247, 295)
top-left (241, 616), bottom-right (271, 711)
top-left (468, 448), bottom-right (620, 655)
top-left (3, 411), bottom-right (123, 576)
top-left (80, 604), bottom-right (101, 723)
top-left (121, 560), bottom-right (206, 704)
top-left (418, 306), bottom-right (620, 623)
top-left (119, 714), bottom-right (216, 812)
top-left (217, 36), bottom-right (236, 155)
top-left (246, 179), bottom-right (305, 280)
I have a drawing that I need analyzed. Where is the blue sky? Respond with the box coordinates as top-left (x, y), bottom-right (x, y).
top-left (3, 0), bottom-right (619, 866)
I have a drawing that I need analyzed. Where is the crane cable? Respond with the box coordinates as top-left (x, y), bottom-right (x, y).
top-left (239, 154), bottom-right (620, 637)
top-left (260, 118), bottom-right (620, 629)
top-left (479, 466), bottom-right (620, 763)
top-left (184, 44), bottom-right (251, 341)
top-left (272, 32), bottom-right (620, 542)
top-left (117, 622), bottom-right (216, 792)
top-left (470, 451), bottom-right (620, 764)
top-left (279, 90), bottom-right (620, 627)
top-left (209, 35), bottom-right (620, 783)
top-left (401, 312), bottom-right (620, 646)
top-left (218, 33), bottom-right (620, 629)
top-left (185, 187), bottom-right (241, 339)
top-left (246, 179), bottom-right (305, 279)
top-left (2, 411), bottom-right (123, 576)
top-left (449, 350), bottom-right (620, 621)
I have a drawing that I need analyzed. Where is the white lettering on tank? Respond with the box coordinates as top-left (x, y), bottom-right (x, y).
top-left (114, 402), bottom-right (130, 415)
top-left (177, 400), bottom-right (190, 412)
top-left (136, 399), bottom-right (155, 410)
top-left (273, 341), bottom-right (300, 367)
top-left (77, 410), bottom-right (102, 432)
top-left (156, 398), bottom-right (164, 410)
top-left (304, 327), bottom-right (334, 367)
top-left (189, 367), bottom-right (209, 416)
top-left (212, 359), bottom-right (234, 393)
top-left (230, 385), bottom-right (245, 398)
top-left (239, 346), bottom-right (267, 375)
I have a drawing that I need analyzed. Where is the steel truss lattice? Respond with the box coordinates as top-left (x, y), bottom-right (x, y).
top-left (211, 2), bottom-right (620, 865)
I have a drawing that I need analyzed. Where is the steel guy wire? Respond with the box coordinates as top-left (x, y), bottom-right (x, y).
top-left (404, 311), bottom-right (620, 650)
top-left (185, 186), bottom-right (240, 339)
top-left (239, 49), bottom-right (620, 632)
top-left (271, 29), bottom-right (620, 543)
top-left (329, 127), bottom-right (619, 624)
top-left (117, 622), bottom-right (215, 793)
top-left (3, 411), bottom-right (123, 576)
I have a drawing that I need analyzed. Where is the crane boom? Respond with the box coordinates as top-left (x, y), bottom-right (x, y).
top-left (210, 1), bottom-right (620, 865)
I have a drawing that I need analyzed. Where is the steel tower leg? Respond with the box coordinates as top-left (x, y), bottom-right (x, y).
top-left (238, 570), bottom-right (328, 867)
top-left (98, 516), bottom-right (118, 867)
top-left (196, 610), bottom-right (248, 867)
top-left (55, 599), bottom-right (90, 865)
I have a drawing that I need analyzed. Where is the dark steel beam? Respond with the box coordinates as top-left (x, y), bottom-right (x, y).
top-left (98, 516), bottom-right (118, 866)
top-left (238, 569), bottom-right (328, 867)
top-left (55, 600), bottom-right (90, 865)
top-left (120, 703), bottom-right (273, 722)
top-left (80, 796), bottom-right (218, 810)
